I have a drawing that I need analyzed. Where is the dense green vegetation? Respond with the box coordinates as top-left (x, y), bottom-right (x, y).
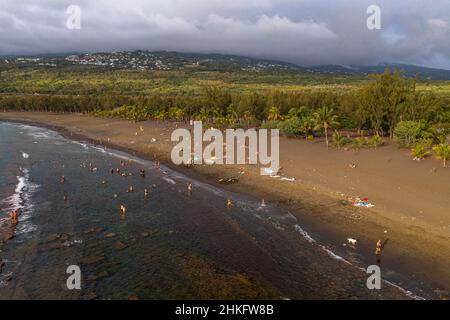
top-left (1, 62), bottom-right (449, 164)
top-left (1, 64), bottom-right (449, 144)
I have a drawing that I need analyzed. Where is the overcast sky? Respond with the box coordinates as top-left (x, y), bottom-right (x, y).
top-left (1, 0), bottom-right (449, 68)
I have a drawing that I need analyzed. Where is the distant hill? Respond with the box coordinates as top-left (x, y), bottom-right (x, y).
top-left (63, 50), bottom-right (305, 73)
top-left (2, 50), bottom-right (450, 80)
top-left (307, 63), bottom-right (450, 80)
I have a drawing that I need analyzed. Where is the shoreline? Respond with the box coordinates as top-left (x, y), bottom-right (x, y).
top-left (1, 112), bottom-right (449, 299)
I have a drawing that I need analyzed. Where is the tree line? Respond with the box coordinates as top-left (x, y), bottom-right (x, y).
top-left (1, 70), bottom-right (449, 137)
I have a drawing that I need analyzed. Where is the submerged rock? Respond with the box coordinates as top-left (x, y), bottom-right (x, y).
top-left (81, 256), bottom-right (105, 265)
top-left (114, 242), bottom-right (128, 250)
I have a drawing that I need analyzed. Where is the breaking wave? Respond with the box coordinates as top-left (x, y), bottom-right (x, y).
top-left (0, 168), bottom-right (39, 236)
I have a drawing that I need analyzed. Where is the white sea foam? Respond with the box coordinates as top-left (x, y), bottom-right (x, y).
top-left (162, 177), bottom-right (176, 185)
top-left (71, 140), bottom-right (89, 150)
top-left (92, 146), bottom-right (147, 165)
top-left (294, 224), bottom-right (316, 243)
top-left (20, 125), bottom-right (55, 140)
top-left (293, 222), bottom-right (424, 299)
top-left (383, 279), bottom-right (425, 300)
top-left (1, 168), bottom-right (39, 236)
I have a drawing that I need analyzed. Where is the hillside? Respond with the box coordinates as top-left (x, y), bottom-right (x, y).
top-left (2, 50), bottom-right (450, 80)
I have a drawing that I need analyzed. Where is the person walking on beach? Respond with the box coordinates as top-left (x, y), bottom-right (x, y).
top-left (375, 240), bottom-right (383, 264)
top-left (187, 183), bottom-right (193, 196)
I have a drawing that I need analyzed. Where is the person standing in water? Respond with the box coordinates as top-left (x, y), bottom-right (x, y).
top-left (120, 204), bottom-right (126, 215)
top-left (187, 183), bottom-right (193, 196)
top-left (227, 199), bottom-right (233, 209)
top-left (9, 210), bottom-right (18, 225)
top-left (144, 188), bottom-right (149, 199)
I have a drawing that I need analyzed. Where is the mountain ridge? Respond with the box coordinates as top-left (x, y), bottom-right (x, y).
top-left (2, 50), bottom-right (450, 80)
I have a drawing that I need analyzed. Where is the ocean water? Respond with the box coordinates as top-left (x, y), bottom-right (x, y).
top-left (0, 122), bottom-right (420, 299)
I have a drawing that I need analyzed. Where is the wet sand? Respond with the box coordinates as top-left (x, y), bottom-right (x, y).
top-left (1, 111), bottom-right (449, 299)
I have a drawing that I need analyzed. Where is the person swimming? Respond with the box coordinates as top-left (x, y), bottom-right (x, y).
top-left (60, 176), bottom-right (66, 183)
top-left (127, 185), bottom-right (134, 193)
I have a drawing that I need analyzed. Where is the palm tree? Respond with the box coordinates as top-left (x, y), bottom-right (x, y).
top-left (242, 111), bottom-right (254, 128)
top-left (208, 107), bottom-right (223, 124)
top-left (226, 105), bottom-right (239, 125)
top-left (411, 144), bottom-right (430, 160)
top-left (299, 116), bottom-right (316, 140)
top-left (267, 106), bottom-right (281, 122)
top-left (195, 107), bottom-right (210, 122)
top-left (314, 106), bottom-right (339, 149)
top-left (332, 130), bottom-right (345, 149)
top-left (432, 143), bottom-right (450, 167)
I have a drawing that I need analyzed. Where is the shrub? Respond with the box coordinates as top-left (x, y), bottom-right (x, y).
top-left (411, 144), bottom-right (431, 160)
top-left (352, 137), bottom-right (368, 149)
top-left (429, 124), bottom-right (450, 144)
top-left (394, 121), bottom-right (430, 147)
top-left (261, 120), bottom-right (279, 129)
top-left (332, 131), bottom-right (351, 149)
top-left (278, 117), bottom-right (303, 135)
top-left (370, 135), bottom-right (383, 148)
top-left (432, 143), bottom-right (450, 167)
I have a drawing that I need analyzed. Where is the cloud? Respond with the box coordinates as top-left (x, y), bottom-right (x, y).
top-left (0, 0), bottom-right (449, 69)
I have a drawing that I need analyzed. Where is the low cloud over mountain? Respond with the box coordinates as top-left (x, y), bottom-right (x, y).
top-left (0, 0), bottom-right (449, 69)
